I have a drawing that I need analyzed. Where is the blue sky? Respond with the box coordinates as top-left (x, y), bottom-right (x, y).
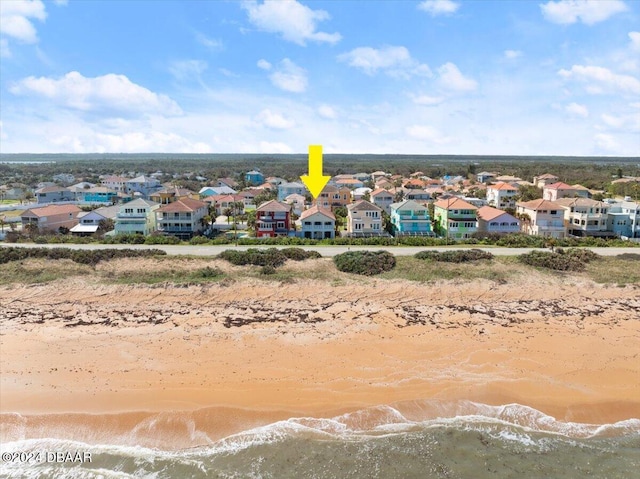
top-left (0, 0), bottom-right (638, 155)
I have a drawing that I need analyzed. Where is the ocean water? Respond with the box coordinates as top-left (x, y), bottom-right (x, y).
top-left (1, 402), bottom-right (638, 479)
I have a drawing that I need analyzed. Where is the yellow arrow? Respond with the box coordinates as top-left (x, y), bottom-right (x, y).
top-left (300, 144), bottom-right (330, 199)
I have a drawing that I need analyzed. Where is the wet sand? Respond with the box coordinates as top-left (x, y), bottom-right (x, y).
top-left (1, 270), bottom-right (639, 446)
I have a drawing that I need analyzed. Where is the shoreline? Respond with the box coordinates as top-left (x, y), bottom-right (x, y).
top-left (2, 273), bottom-right (639, 447)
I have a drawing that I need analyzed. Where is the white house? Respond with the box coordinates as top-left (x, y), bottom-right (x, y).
top-left (299, 205), bottom-right (335, 239)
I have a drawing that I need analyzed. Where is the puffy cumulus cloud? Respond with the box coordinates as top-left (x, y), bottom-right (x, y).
top-left (169, 60), bottom-right (208, 81)
top-left (268, 58), bottom-right (307, 93)
top-left (565, 102), bottom-right (589, 117)
top-left (437, 62), bottom-right (477, 92)
top-left (601, 112), bottom-right (640, 132)
top-left (406, 125), bottom-right (452, 144)
top-left (258, 141), bottom-right (292, 153)
top-left (337, 45), bottom-right (431, 78)
top-left (540, 0), bottom-right (627, 25)
top-left (257, 59), bottom-right (272, 70)
top-left (504, 49), bottom-right (522, 59)
top-left (10, 71), bottom-right (183, 116)
top-left (558, 65), bottom-right (640, 95)
top-left (50, 131), bottom-right (211, 154)
top-left (630, 32), bottom-right (640, 52)
top-left (317, 104), bottom-right (337, 119)
top-left (255, 109), bottom-right (295, 129)
top-left (242, 0), bottom-right (341, 46)
top-left (417, 0), bottom-right (460, 16)
top-left (0, 0), bottom-right (46, 44)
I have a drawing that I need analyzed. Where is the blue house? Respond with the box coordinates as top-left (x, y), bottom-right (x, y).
top-left (77, 187), bottom-right (118, 204)
top-left (277, 181), bottom-right (306, 201)
top-left (390, 199), bottom-right (432, 236)
top-left (245, 170), bottom-right (264, 185)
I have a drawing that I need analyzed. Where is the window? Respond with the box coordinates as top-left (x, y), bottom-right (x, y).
top-left (550, 210), bottom-right (557, 214)
top-left (125, 208), bottom-right (133, 213)
top-left (324, 221), bottom-right (332, 226)
top-left (355, 223), bottom-right (362, 230)
top-left (137, 209), bottom-right (145, 214)
top-left (304, 221), bottom-right (311, 226)
top-left (372, 223), bottom-right (380, 230)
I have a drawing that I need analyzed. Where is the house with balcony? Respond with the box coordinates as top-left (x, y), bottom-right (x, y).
top-left (476, 171), bottom-right (497, 183)
top-left (552, 198), bottom-right (612, 237)
top-left (255, 200), bottom-right (293, 237)
top-left (433, 198), bottom-right (478, 239)
top-left (486, 182), bottom-right (518, 209)
top-left (149, 187), bottom-right (194, 205)
top-left (315, 185), bottom-right (351, 209)
top-left (606, 200), bottom-right (640, 239)
top-left (156, 198), bottom-right (208, 239)
top-left (284, 193), bottom-right (306, 216)
top-left (405, 190), bottom-right (432, 202)
top-left (389, 200), bottom-right (432, 236)
top-left (21, 204), bottom-right (81, 233)
top-left (203, 194), bottom-right (245, 217)
top-left (70, 209), bottom-right (109, 236)
top-left (77, 186), bottom-right (118, 204)
top-left (533, 173), bottom-right (559, 189)
top-left (277, 182), bottom-right (306, 201)
top-left (542, 182), bottom-right (589, 201)
top-left (35, 186), bottom-right (76, 204)
top-left (299, 205), bottom-right (335, 239)
top-left (476, 206), bottom-right (520, 235)
top-left (124, 175), bottom-right (161, 198)
top-left (370, 188), bottom-right (394, 213)
top-left (245, 170), bottom-right (264, 186)
top-left (114, 198), bottom-right (160, 236)
top-left (100, 176), bottom-right (128, 192)
top-left (516, 199), bottom-right (565, 238)
top-left (346, 200), bottom-right (384, 236)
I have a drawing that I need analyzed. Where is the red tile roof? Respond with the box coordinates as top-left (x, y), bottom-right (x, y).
top-left (299, 205), bottom-right (335, 221)
top-left (157, 198), bottom-right (207, 213)
top-left (22, 205), bottom-right (81, 217)
top-left (433, 197), bottom-right (478, 210)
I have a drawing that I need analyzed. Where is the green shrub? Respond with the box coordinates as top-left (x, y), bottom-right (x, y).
top-left (218, 248), bottom-right (287, 267)
top-left (414, 249), bottom-right (494, 263)
top-left (280, 247), bottom-right (322, 261)
top-left (189, 235), bottom-right (210, 245)
top-left (260, 265), bottom-right (276, 275)
top-left (518, 248), bottom-right (600, 271)
top-left (333, 250), bottom-right (396, 275)
top-left (193, 266), bottom-right (223, 278)
top-left (0, 247), bottom-right (167, 266)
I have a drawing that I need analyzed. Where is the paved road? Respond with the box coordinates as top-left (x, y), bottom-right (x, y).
top-left (0, 242), bottom-right (636, 257)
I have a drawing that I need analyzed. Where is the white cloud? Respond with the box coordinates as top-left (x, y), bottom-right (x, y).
top-left (337, 45), bottom-right (431, 78)
top-left (255, 109), bottom-right (295, 129)
top-left (540, 0), bottom-right (627, 25)
top-left (411, 94), bottom-right (444, 106)
top-left (258, 141), bottom-right (292, 153)
top-left (417, 0), bottom-right (460, 16)
top-left (268, 58), bottom-right (307, 93)
top-left (558, 65), bottom-right (640, 95)
top-left (437, 62), bottom-right (477, 92)
top-left (565, 102), bottom-right (589, 117)
top-left (195, 31), bottom-right (223, 51)
top-left (53, 0), bottom-right (68, 6)
top-left (601, 112), bottom-right (640, 132)
top-left (257, 59), bottom-right (272, 70)
top-left (10, 71), bottom-right (182, 116)
top-left (0, 0), bottom-right (46, 44)
top-left (406, 125), bottom-right (451, 144)
top-left (242, 0), bottom-right (341, 46)
top-left (504, 49), bottom-right (522, 59)
top-left (317, 104), bottom-right (337, 119)
top-left (630, 32), bottom-right (640, 52)
top-left (169, 60), bottom-right (208, 81)
top-left (51, 131), bottom-right (211, 154)
top-left (594, 133), bottom-right (618, 151)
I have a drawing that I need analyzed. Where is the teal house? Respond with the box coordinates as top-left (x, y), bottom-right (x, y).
top-left (245, 170), bottom-right (264, 185)
top-left (78, 187), bottom-right (118, 204)
top-left (390, 200), bottom-right (432, 236)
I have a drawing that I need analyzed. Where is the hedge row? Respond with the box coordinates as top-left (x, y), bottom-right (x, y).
top-left (517, 248), bottom-right (600, 271)
top-left (218, 247), bottom-right (321, 268)
top-left (0, 247), bottom-right (167, 266)
top-left (333, 250), bottom-right (396, 275)
top-left (414, 249), bottom-right (494, 263)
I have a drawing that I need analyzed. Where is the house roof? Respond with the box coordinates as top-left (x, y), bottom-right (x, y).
top-left (335, 178), bottom-right (362, 184)
top-left (257, 200), bottom-right (291, 212)
top-left (300, 205), bottom-right (335, 221)
top-left (22, 204), bottom-right (81, 217)
top-left (488, 181), bottom-right (518, 191)
top-left (347, 199), bottom-right (382, 212)
top-left (122, 198), bottom-right (159, 208)
top-left (152, 186), bottom-right (193, 196)
top-left (536, 173), bottom-right (559, 179)
top-left (477, 206), bottom-right (518, 222)
top-left (433, 197), bottom-right (478, 210)
top-left (552, 197), bottom-right (606, 208)
top-left (370, 188), bottom-right (393, 198)
top-left (571, 184), bottom-right (590, 191)
top-left (285, 193), bottom-right (306, 201)
top-left (516, 199), bottom-right (560, 210)
top-left (101, 175), bottom-right (128, 182)
top-left (157, 198), bottom-right (207, 213)
top-left (390, 199), bottom-right (427, 211)
top-left (127, 175), bottom-right (155, 183)
top-left (543, 181), bottom-right (574, 190)
top-left (70, 224), bottom-right (100, 233)
top-left (35, 186), bottom-right (69, 194)
top-left (279, 181), bottom-right (305, 188)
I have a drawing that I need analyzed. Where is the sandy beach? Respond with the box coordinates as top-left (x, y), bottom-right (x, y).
top-left (1, 260), bottom-right (639, 448)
